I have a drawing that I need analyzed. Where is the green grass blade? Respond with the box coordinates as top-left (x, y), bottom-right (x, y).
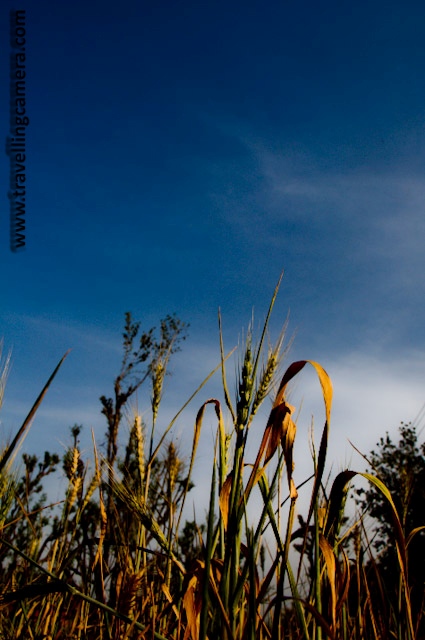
top-left (200, 437), bottom-right (217, 640)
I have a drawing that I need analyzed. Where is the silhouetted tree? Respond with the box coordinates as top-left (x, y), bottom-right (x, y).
top-left (356, 422), bottom-right (425, 618)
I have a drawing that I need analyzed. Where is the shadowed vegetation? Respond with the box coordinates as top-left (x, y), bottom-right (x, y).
top-left (0, 283), bottom-right (424, 639)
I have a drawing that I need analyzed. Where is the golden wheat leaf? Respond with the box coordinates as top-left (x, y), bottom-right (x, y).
top-left (307, 360), bottom-right (333, 424)
top-left (319, 534), bottom-right (337, 631)
top-left (406, 525), bottom-right (425, 548)
top-left (176, 398), bottom-right (224, 538)
top-left (219, 472), bottom-right (233, 531)
top-left (162, 582), bottom-right (181, 621)
top-left (183, 573), bottom-right (200, 640)
top-left (274, 360), bottom-right (332, 417)
top-left (264, 402), bottom-right (294, 464)
top-left (361, 472), bottom-right (407, 568)
top-left (336, 546), bottom-right (351, 612)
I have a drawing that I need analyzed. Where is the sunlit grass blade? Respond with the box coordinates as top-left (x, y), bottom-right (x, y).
top-left (324, 470), bottom-right (357, 544)
top-left (199, 434), bottom-right (218, 640)
top-left (0, 351), bottom-right (70, 473)
top-left (319, 534), bottom-right (337, 631)
top-left (148, 348), bottom-right (235, 467)
top-left (219, 309), bottom-right (236, 424)
top-left (176, 398), bottom-right (224, 538)
top-left (0, 535), bottom-right (169, 640)
top-left (0, 342), bottom-right (11, 410)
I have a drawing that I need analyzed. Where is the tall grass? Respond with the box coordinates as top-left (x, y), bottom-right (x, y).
top-left (0, 284), bottom-right (424, 639)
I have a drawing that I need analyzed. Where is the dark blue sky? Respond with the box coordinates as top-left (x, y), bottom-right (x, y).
top-left (1, 0), bottom-right (425, 489)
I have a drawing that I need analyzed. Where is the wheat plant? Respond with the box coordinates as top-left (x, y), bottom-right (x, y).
top-left (0, 281), bottom-right (423, 639)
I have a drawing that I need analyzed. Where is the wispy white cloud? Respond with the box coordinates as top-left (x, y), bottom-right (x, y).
top-left (208, 125), bottom-right (425, 283)
top-left (203, 129), bottom-right (425, 356)
top-left (2, 313), bottom-right (123, 355)
top-left (253, 144), bottom-right (425, 259)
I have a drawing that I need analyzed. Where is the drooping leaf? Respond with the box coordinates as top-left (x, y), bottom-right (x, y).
top-left (219, 472), bottom-right (233, 531)
top-left (319, 534), bottom-right (337, 630)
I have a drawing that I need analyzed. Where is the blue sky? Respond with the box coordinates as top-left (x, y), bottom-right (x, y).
top-left (1, 0), bottom-right (425, 505)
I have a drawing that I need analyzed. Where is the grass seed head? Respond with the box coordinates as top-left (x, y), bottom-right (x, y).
top-left (166, 441), bottom-right (181, 494)
top-left (67, 475), bottom-right (82, 511)
top-left (78, 473), bottom-right (99, 519)
top-left (236, 344), bottom-right (254, 429)
top-left (251, 352), bottom-right (279, 417)
top-left (152, 360), bottom-right (165, 423)
top-left (120, 570), bottom-right (144, 618)
top-left (134, 414), bottom-right (145, 486)
top-left (63, 446), bottom-right (81, 481)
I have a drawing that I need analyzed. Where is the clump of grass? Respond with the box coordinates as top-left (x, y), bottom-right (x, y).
top-left (0, 281), bottom-right (423, 639)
